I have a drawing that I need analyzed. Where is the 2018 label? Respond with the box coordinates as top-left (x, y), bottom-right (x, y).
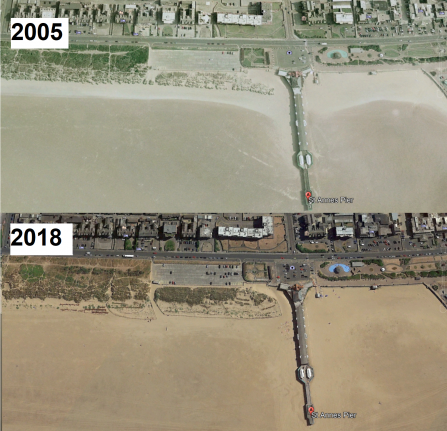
top-left (10, 224), bottom-right (73, 256)
top-left (11, 228), bottom-right (62, 247)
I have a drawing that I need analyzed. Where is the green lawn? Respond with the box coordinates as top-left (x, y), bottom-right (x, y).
top-left (241, 47), bottom-right (265, 67)
top-left (295, 28), bottom-right (326, 38)
top-left (384, 49), bottom-right (400, 58)
top-left (162, 26), bottom-right (173, 37)
top-left (164, 240), bottom-right (176, 252)
top-left (124, 239), bottom-right (134, 250)
top-left (407, 46), bottom-right (437, 57)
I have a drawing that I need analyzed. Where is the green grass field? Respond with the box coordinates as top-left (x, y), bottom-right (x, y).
top-left (241, 47), bottom-right (265, 67)
top-left (295, 28), bottom-right (326, 38)
top-left (164, 240), bottom-right (176, 252)
top-left (384, 49), bottom-right (400, 58)
top-left (407, 45), bottom-right (437, 57)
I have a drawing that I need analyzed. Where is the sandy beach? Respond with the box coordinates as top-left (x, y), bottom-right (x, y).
top-left (305, 284), bottom-right (447, 431)
top-left (1, 71), bottom-right (302, 213)
top-left (2, 287), bottom-right (308, 431)
top-left (303, 70), bottom-right (447, 211)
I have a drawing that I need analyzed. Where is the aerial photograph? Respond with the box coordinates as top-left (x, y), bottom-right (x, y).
top-left (1, 1), bottom-right (447, 430)
top-left (2, 0), bottom-right (447, 212)
top-left (2, 212), bottom-right (447, 430)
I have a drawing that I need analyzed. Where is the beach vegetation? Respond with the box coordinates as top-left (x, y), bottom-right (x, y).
top-left (155, 286), bottom-right (238, 307)
top-left (20, 264), bottom-right (45, 281)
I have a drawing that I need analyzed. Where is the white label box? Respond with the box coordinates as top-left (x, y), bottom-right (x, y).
top-left (10, 224), bottom-right (73, 256)
top-left (10, 18), bottom-right (69, 49)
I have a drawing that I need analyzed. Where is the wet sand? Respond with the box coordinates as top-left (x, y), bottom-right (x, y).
top-left (305, 284), bottom-right (447, 431)
top-left (1, 73), bottom-right (300, 213)
top-left (303, 70), bottom-right (447, 211)
top-left (3, 290), bottom-right (307, 431)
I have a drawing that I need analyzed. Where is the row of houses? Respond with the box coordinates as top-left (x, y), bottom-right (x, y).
top-left (295, 213), bottom-right (447, 240)
top-left (301, 0), bottom-right (354, 25)
top-left (12, 213), bottom-right (275, 241)
top-left (408, 0), bottom-right (447, 26)
top-left (301, 0), bottom-right (447, 26)
top-left (12, 0), bottom-right (273, 28)
top-left (356, 0), bottom-right (403, 24)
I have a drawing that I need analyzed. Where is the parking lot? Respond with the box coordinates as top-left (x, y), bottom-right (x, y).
top-left (275, 261), bottom-right (311, 284)
top-left (402, 236), bottom-right (437, 252)
top-left (152, 263), bottom-right (244, 286)
top-left (178, 240), bottom-right (199, 252)
top-left (150, 49), bottom-right (241, 71)
top-left (359, 235), bottom-right (402, 252)
top-left (357, 22), bottom-right (446, 39)
top-left (74, 238), bottom-right (95, 251)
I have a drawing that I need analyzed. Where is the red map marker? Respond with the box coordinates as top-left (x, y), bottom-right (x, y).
top-left (305, 191), bottom-right (312, 201)
top-left (308, 407), bottom-right (314, 414)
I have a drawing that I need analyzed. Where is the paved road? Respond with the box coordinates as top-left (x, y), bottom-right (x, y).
top-left (283, 1), bottom-right (295, 41)
top-left (3, 244), bottom-right (445, 262)
top-left (284, 214), bottom-right (295, 253)
top-left (1, 31), bottom-right (444, 49)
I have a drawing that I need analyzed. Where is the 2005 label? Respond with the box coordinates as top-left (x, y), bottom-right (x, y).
top-left (10, 224), bottom-right (73, 256)
top-left (10, 18), bottom-right (68, 49)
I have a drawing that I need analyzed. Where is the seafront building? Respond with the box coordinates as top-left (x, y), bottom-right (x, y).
top-left (356, 0), bottom-right (404, 24)
top-left (218, 216), bottom-right (274, 238)
top-left (216, 12), bottom-right (263, 25)
top-left (332, 0), bottom-right (354, 24)
top-left (10, 213), bottom-right (447, 245)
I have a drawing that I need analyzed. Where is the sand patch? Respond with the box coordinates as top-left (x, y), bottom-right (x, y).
top-left (304, 70), bottom-right (447, 212)
top-left (2, 75), bottom-right (301, 212)
top-left (305, 284), bottom-right (447, 430)
top-left (3, 289), bottom-right (307, 431)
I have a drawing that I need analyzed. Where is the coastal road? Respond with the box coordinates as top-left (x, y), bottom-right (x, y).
top-left (284, 214), bottom-right (296, 253)
top-left (2, 244), bottom-right (445, 262)
top-left (69, 34), bottom-right (446, 48)
top-left (1, 31), bottom-right (444, 49)
top-left (283, 0), bottom-right (296, 41)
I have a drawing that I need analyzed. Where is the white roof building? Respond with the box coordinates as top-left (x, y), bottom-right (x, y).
top-left (217, 13), bottom-right (262, 25)
top-left (198, 11), bottom-right (211, 25)
top-left (334, 12), bottom-right (354, 24)
top-left (218, 216), bottom-right (274, 239)
top-left (41, 8), bottom-right (56, 18)
top-left (162, 7), bottom-right (176, 24)
top-left (335, 226), bottom-right (354, 237)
